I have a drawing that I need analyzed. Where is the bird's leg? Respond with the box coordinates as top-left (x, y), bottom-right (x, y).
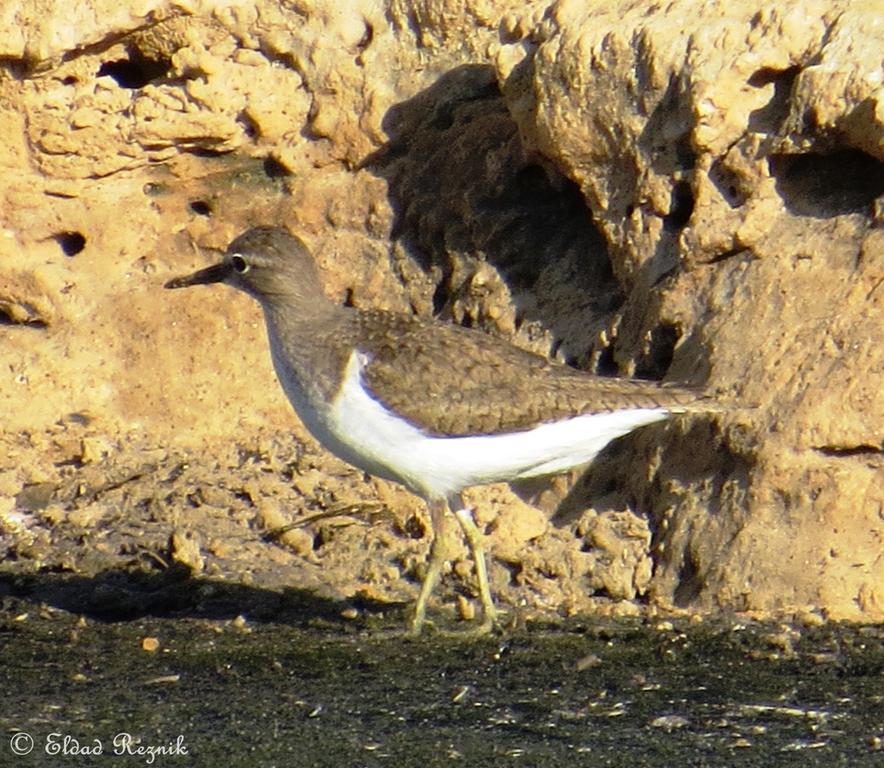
top-left (450, 494), bottom-right (497, 635)
top-left (410, 498), bottom-right (451, 635)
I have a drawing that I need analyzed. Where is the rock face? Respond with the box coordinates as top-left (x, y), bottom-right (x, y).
top-left (1, 0), bottom-right (881, 623)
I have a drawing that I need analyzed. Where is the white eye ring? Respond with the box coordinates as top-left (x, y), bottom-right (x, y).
top-left (231, 254), bottom-right (249, 274)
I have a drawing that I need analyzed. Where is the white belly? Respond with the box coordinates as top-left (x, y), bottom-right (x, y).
top-left (270, 340), bottom-right (670, 501)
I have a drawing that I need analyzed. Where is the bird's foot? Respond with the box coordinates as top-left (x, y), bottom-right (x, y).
top-left (407, 601), bottom-right (502, 638)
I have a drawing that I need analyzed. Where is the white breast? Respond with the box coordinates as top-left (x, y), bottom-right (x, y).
top-left (293, 350), bottom-right (672, 501)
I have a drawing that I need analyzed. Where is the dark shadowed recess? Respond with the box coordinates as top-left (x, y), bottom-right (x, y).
top-left (54, 230), bottom-right (86, 256)
top-left (363, 64), bottom-right (624, 370)
top-left (769, 148), bottom-right (884, 218)
top-left (97, 50), bottom-right (171, 89)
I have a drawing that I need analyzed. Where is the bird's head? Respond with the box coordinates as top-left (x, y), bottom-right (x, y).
top-left (165, 226), bottom-right (325, 308)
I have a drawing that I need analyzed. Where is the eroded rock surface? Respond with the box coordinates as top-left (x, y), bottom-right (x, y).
top-left (1, 0), bottom-right (881, 623)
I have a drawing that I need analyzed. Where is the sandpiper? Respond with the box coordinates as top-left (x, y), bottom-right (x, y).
top-left (166, 226), bottom-right (711, 634)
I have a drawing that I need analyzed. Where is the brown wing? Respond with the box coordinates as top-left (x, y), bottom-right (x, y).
top-left (354, 309), bottom-right (705, 437)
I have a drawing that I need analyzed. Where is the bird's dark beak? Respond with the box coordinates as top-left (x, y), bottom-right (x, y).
top-left (165, 262), bottom-right (232, 289)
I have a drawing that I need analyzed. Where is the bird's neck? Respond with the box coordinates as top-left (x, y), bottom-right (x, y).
top-left (262, 294), bottom-right (350, 356)
top-left (261, 297), bottom-right (353, 404)
top-left (261, 285), bottom-right (342, 324)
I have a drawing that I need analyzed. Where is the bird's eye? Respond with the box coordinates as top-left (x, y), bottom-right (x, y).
top-left (231, 254), bottom-right (249, 274)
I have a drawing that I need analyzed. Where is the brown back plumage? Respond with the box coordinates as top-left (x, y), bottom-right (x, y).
top-left (349, 309), bottom-right (707, 437)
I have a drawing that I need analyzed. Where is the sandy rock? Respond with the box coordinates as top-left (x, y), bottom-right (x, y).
top-left (170, 528), bottom-right (205, 574)
top-left (0, 0), bottom-right (880, 623)
top-left (497, 0), bottom-right (883, 620)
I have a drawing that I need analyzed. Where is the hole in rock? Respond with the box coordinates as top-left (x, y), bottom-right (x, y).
top-left (709, 160), bottom-right (749, 208)
top-left (189, 200), bottom-right (212, 216)
top-left (0, 306), bottom-right (47, 328)
top-left (237, 112), bottom-right (259, 138)
top-left (55, 231), bottom-right (86, 256)
top-left (635, 322), bottom-right (679, 381)
top-left (663, 181), bottom-right (694, 232)
top-left (263, 157), bottom-right (291, 178)
top-left (594, 344), bottom-right (619, 377)
top-left (431, 279), bottom-right (452, 315)
top-left (369, 64), bottom-right (621, 366)
top-left (769, 148), bottom-right (884, 218)
top-left (402, 514), bottom-right (425, 540)
top-left (673, 549), bottom-right (702, 607)
top-left (185, 147), bottom-right (231, 158)
top-left (98, 56), bottom-right (170, 89)
top-left (814, 444), bottom-right (883, 458)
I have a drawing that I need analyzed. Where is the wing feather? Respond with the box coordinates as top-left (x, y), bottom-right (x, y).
top-left (353, 310), bottom-right (703, 437)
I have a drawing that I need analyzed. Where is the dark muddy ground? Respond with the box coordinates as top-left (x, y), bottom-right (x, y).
top-left (1, 574), bottom-right (881, 768)
top-left (2, 431), bottom-right (882, 766)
